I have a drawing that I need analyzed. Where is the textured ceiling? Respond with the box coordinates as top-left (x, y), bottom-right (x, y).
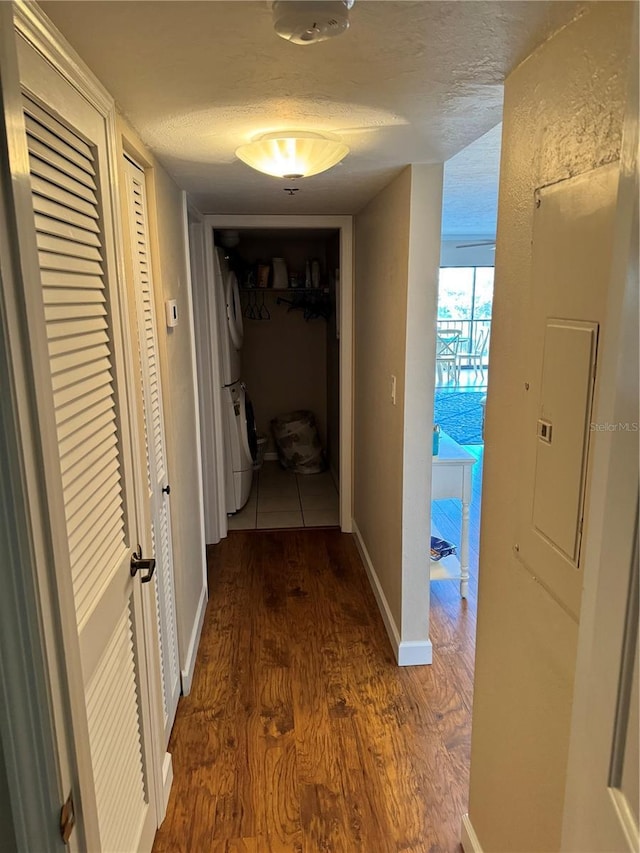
top-left (442, 122), bottom-right (502, 239)
top-left (41, 0), bottom-right (586, 215)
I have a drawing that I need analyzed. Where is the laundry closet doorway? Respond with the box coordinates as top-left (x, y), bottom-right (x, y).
top-left (201, 215), bottom-right (353, 537)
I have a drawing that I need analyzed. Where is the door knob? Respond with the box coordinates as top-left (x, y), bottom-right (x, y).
top-left (130, 546), bottom-right (156, 583)
top-left (162, 484), bottom-right (171, 495)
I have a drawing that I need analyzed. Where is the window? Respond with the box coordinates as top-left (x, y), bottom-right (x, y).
top-left (437, 266), bottom-right (494, 357)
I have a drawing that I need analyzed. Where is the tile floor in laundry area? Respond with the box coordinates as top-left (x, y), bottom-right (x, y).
top-left (228, 460), bottom-right (340, 530)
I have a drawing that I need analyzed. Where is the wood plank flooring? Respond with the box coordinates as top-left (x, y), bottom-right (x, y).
top-left (154, 455), bottom-right (481, 853)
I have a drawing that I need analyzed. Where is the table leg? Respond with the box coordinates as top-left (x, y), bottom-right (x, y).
top-left (460, 497), bottom-right (470, 598)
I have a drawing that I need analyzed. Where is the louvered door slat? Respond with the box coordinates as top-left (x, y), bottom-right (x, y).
top-left (24, 112), bottom-right (95, 175)
top-left (72, 524), bottom-right (123, 601)
top-left (66, 469), bottom-right (122, 537)
top-left (24, 99), bottom-right (94, 161)
top-left (51, 354), bottom-right (112, 393)
top-left (38, 249), bottom-right (103, 276)
top-left (35, 213), bottom-right (101, 248)
top-left (58, 403), bottom-right (114, 455)
top-left (85, 610), bottom-right (146, 852)
top-left (73, 531), bottom-right (124, 622)
top-left (49, 329), bottom-right (110, 357)
top-left (30, 175), bottom-right (97, 219)
top-left (58, 412), bottom-right (116, 465)
top-left (43, 287), bottom-right (105, 308)
top-left (56, 384), bottom-right (112, 434)
top-left (43, 287), bottom-right (105, 306)
top-left (62, 438), bottom-right (118, 507)
top-left (58, 417), bottom-right (115, 473)
top-left (28, 136), bottom-right (98, 190)
top-left (32, 194), bottom-right (100, 233)
top-left (43, 270), bottom-right (105, 291)
top-left (67, 479), bottom-right (123, 556)
top-left (45, 302), bottom-right (107, 322)
top-left (54, 372), bottom-right (113, 415)
top-left (37, 231), bottom-right (103, 261)
top-left (46, 315), bottom-right (107, 341)
top-left (51, 343), bottom-right (110, 376)
top-left (124, 156), bottom-right (180, 743)
top-left (29, 154), bottom-right (99, 205)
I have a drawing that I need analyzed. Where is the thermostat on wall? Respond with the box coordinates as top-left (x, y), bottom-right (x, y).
top-left (165, 299), bottom-right (178, 328)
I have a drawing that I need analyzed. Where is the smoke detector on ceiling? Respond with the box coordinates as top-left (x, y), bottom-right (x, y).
top-left (271, 1), bottom-right (355, 45)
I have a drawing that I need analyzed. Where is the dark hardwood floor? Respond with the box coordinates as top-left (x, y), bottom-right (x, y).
top-left (153, 453), bottom-right (482, 853)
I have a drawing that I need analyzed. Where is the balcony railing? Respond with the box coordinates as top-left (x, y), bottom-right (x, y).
top-left (436, 318), bottom-right (491, 365)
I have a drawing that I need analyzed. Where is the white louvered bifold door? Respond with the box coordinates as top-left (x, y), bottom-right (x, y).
top-left (21, 60), bottom-right (156, 853)
top-left (123, 156), bottom-right (180, 743)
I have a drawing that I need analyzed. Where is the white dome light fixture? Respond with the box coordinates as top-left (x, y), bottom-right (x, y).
top-left (272, 0), bottom-right (355, 46)
top-left (235, 131), bottom-right (349, 179)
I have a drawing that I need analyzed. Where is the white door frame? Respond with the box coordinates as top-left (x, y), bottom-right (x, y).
top-left (204, 214), bottom-right (354, 534)
top-left (179, 194), bottom-right (209, 571)
top-left (187, 206), bottom-right (224, 544)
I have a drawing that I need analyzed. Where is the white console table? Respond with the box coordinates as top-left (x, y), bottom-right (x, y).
top-left (430, 431), bottom-right (477, 598)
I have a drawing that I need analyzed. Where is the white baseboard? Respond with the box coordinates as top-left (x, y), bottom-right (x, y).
top-left (398, 639), bottom-right (432, 665)
top-left (461, 814), bottom-right (483, 853)
top-left (353, 521), bottom-right (402, 661)
top-left (161, 752), bottom-right (173, 820)
top-left (353, 522), bottom-right (432, 667)
top-left (180, 583), bottom-right (207, 695)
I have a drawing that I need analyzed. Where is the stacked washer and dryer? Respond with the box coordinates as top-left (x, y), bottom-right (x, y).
top-left (214, 246), bottom-right (257, 514)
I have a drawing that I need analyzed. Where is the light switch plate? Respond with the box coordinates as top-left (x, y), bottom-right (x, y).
top-left (165, 298), bottom-right (178, 327)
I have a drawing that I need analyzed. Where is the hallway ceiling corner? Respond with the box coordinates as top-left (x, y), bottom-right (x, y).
top-left (40, 0), bottom-right (587, 215)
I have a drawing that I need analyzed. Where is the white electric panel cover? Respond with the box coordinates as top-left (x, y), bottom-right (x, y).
top-left (532, 319), bottom-right (598, 563)
top-left (518, 163), bottom-right (618, 618)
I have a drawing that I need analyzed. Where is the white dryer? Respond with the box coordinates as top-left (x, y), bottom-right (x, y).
top-left (214, 247), bottom-right (242, 386)
top-left (223, 381), bottom-right (257, 512)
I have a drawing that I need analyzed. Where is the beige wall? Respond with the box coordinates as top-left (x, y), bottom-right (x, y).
top-left (242, 300), bottom-right (327, 451)
top-left (237, 232), bottom-right (330, 454)
top-left (467, 4), bottom-right (633, 850)
top-left (354, 166), bottom-right (412, 629)
top-left (117, 118), bottom-right (207, 677)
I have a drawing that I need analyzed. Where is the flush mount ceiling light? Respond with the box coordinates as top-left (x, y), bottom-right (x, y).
top-left (271, 0), bottom-right (355, 45)
top-left (235, 131), bottom-right (349, 179)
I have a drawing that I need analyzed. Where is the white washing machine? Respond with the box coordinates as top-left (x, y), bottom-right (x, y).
top-left (223, 381), bottom-right (257, 512)
top-left (213, 246), bottom-right (256, 514)
top-left (215, 247), bottom-right (242, 387)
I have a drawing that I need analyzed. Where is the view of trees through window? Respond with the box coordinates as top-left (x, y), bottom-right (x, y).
top-left (437, 267), bottom-right (494, 321)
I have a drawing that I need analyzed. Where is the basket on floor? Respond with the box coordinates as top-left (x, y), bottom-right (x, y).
top-left (271, 410), bottom-right (326, 474)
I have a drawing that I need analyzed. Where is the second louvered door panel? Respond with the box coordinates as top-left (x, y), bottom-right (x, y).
top-left (20, 37), bottom-right (156, 851)
top-left (123, 156), bottom-right (180, 743)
